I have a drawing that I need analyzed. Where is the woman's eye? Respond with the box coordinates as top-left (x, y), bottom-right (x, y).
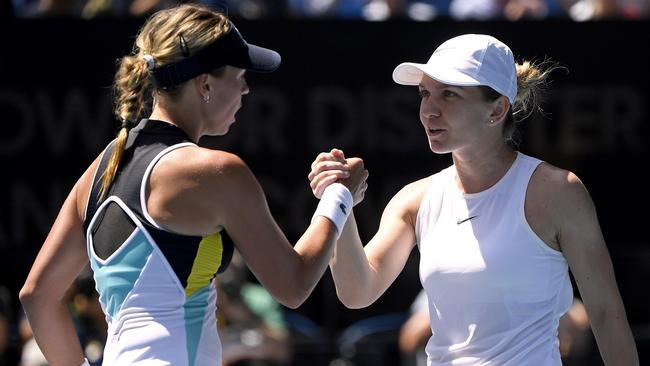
top-left (418, 89), bottom-right (429, 98)
top-left (443, 90), bottom-right (457, 97)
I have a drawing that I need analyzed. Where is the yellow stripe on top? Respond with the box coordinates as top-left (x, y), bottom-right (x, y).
top-left (185, 232), bottom-right (223, 298)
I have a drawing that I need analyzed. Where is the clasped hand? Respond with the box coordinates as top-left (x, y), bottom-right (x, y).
top-left (308, 148), bottom-right (368, 206)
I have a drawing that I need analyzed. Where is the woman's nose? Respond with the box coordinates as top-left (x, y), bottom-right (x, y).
top-left (421, 102), bottom-right (441, 119)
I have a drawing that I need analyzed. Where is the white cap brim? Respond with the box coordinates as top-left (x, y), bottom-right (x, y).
top-left (392, 62), bottom-right (482, 87)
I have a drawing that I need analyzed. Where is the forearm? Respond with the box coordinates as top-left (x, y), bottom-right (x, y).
top-left (329, 213), bottom-right (377, 308)
top-left (21, 295), bottom-right (85, 366)
top-left (286, 182), bottom-right (353, 306)
top-left (287, 217), bottom-right (338, 307)
top-left (591, 307), bottom-right (639, 365)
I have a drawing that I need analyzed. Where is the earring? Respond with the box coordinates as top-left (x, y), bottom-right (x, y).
top-left (203, 93), bottom-right (210, 104)
top-left (489, 119), bottom-right (495, 125)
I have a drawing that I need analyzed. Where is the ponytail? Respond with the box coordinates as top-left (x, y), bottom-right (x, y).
top-left (481, 58), bottom-right (566, 148)
top-left (513, 59), bottom-right (564, 122)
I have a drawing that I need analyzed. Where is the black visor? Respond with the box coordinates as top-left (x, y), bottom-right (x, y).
top-left (151, 23), bottom-right (281, 88)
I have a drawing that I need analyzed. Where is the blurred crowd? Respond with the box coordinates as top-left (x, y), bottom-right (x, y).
top-left (5, 0), bottom-right (650, 21)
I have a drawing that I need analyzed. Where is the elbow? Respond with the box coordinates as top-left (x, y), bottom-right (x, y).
top-left (19, 281), bottom-right (54, 310)
top-left (280, 298), bottom-right (303, 310)
top-left (335, 280), bottom-right (377, 309)
top-left (19, 283), bottom-right (36, 309)
top-left (272, 272), bottom-right (317, 309)
top-left (342, 301), bottom-right (368, 310)
top-left (340, 299), bottom-right (370, 310)
top-left (277, 293), bottom-right (306, 310)
top-left (277, 284), bottom-right (312, 310)
top-left (337, 290), bottom-right (372, 309)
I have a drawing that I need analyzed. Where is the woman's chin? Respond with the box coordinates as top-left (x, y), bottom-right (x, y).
top-left (428, 142), bottom-right (450, 155)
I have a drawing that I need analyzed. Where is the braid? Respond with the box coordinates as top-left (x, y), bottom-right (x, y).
top-left (98, 55), bottom-right (151, 201)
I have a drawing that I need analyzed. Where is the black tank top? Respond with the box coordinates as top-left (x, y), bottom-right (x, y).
top-left (83, 119), bottom-right (233, 288)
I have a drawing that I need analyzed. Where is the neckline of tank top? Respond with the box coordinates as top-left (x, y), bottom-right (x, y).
top-left (449, 151), bottom-right (521, 199)
top-left (136, 118), bottom-right (194, 141)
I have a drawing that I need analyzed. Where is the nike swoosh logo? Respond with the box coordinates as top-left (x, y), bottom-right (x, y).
top-left (456, 215), bottom-right (478, 225)
top-left (339, 203), bottom-right (347, 215)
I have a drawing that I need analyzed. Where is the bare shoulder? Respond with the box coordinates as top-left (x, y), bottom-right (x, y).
top-left (527, 161), bottom-right (596, 250)
top-left (151, 146), bottom-right (260, 197)
top-left (529, 162), bottom-right (591, 205)
top-left (158, 145), bottom-right (249, 176)
top-left (385, 175), bottom-right (434, 224)
top-left (148, 146), bottom-right (261, 235)
top-left (397, 176), bottom-right (434, 203)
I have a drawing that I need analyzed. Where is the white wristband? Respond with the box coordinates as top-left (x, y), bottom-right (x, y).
top-left (312, 183), bottom-right (353, 238)
top-left (80, 358), bottom-right (91, 366)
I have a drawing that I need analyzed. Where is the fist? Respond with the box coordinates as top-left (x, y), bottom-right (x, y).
top-left (308, 148), bottom-right (368, 206)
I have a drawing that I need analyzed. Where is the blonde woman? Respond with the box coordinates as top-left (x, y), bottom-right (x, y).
top-left (19, 4), bottom-right (367, 365)
top-left (309, 34), bottom-right (638, 365)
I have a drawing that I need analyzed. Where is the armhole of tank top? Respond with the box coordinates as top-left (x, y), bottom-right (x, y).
top-left (82, 143), bottom-right (112, 223)
top-left (520, 158), bottom-right (565, 257)
top-left (414, 172), bottom-right (443, 249)
top-left (87, 196), bottom-right (139, 264)
top-left (140, 142), bottom-right (197, 230)
top-left (86, 195), bottom-right (186, 294)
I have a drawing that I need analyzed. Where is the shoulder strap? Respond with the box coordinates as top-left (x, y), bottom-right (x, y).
top-left (83, 119), bottom-right (194, 234)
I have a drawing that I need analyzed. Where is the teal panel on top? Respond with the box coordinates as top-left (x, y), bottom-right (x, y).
top-left (89, 229), bottom-right (153, 318)
top-left (184, 285), bottom-right (210, 366)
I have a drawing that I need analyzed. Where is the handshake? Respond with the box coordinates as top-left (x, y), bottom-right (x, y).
top-left (308, 148), bottom-right (369, 207)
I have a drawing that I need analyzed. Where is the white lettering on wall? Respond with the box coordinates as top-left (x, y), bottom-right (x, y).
top-left (0, 90), bottom-right (37, 155)
top-left (307, 86), bottom-right (422, 153)
top-left (526, 84), bottom-right (644, 155)
top-left (0, 88), bottom-right (113, 157)
top-left (0, 84), bottom-right (645, 250)
top-left (38, 88), bottom-right (113, 156)
top-left (0, 179), bottom-right (67, 248)
top-left (207, 86), bottom-right (290, 154)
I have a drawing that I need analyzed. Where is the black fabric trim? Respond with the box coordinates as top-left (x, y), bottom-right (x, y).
top-left (218, 230), bottom-right (234, 274)
top-left (91, 201), bottom-right (137, 260)
top-left (83, 141), bottom-right (115, 235)
top-left (83, 119), bottom-right (233, 286)
top-left (147, 227), bottom-right (201, 289)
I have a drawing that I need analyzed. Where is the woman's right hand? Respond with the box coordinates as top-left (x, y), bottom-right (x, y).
top-left (308, 149), bottom-right (368, 206)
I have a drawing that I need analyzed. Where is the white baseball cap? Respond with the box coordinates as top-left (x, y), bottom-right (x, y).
top-left (392, 34), bottom-right (518, 104)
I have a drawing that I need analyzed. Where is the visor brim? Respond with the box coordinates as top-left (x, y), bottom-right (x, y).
top-left (245, 43), bottom-right (281, 73)
top-left (392, 62), bottom-right (481, 87)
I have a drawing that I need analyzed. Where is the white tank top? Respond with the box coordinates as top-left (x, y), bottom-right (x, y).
top-left (415, 152), bottom-right (573, 366)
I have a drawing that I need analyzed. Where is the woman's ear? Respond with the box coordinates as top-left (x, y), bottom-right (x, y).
top-left (193, 73), bottom-right (210, 96)
top-left (489, 95), bottom-right (510, 125)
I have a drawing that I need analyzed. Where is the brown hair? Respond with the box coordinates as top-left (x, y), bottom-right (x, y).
top-left (99, 4), bottom-right (231, 200)
top-left (480, 59), bottom-right (566, 148)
